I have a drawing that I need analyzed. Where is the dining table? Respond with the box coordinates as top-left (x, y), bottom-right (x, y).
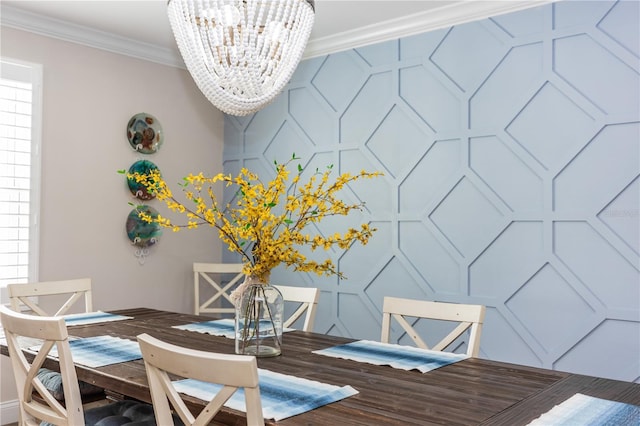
top-left (2, 307), bottom-right (639, 425)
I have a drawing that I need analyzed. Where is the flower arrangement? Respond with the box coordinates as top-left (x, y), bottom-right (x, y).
top-left (127, 154), bottom-right (382, 287)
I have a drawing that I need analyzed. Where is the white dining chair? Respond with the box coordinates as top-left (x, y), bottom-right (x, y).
top-left (380, 296), bottom-right (486, 357)
top-left (137, 333), bottom-right (265, 426)
top-left (7, 278), bottom-right (105, 403)
top-left (193, 263), bottom-right (244, 316)
top-left (0, 305), bottom-right (157, 426)
top-left (8, 278), bottom-right (93, 316)
top-left (273, 285), bottom-right (320, 332)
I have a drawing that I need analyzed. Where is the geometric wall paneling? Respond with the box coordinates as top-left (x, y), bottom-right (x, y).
top-left (553, 1), bottom-right (616, 30)
top-left (553, 122), bottom-right (640, 212)
top-left (429, 176), bottom-right (508, 259)
top-left (595, 0), bottom-right (640, 58)
top-left (504, 262), bottom-right (599, 356)
top-left (469, 221), bottom-right (545, 299)
top-left (337, 292), bottom-right (381, 340)
top-left (262, 120), bottom-right (314, 167)
top-left (224, 0), bottom-right (640, 382)
top-left (554, 34), bottom-right (639, 118)
top-left (469, 136), bottom-right (544, 211)
top-left (490, 4), bottom-right (546, 38)
top-left (481, 306), bottom-right (544, 367)
top-left (222, 118), bottom-right (246, 156)
top-left (342, 72), bottom-right (396, 147)
top-left (469, 42), bottom-right (544, 129)
top-left (399, 65), bottom-right (462, 132)
top-left (338, 220), bottom-right (393, 287)
top-left (430, 22), bottom-right (509, 92)
top-left (598, 176), bottom-right (639, 255)
top-left (553, 221), bottom-right (640, 313)
top-left (399, 138), bottom-right (463, 214)
top-left (365, 104), bottom-right (433, 179)
top-left (398, 221), bottom-right (462, 296)
top-left (355, 39), bottom-right (399, 68)
top-left (553, 318), bottom-right (640, 382)
top-left (311, 52), bottom-right (370, 112)
top-left (505, 81), bottom-right (598, 171)
top-left (289, 86), bottom-right (337, 147)
top-left (339, 149), bottom-right (393, 216)
top-left (363, 256), bottom-right (429, 312)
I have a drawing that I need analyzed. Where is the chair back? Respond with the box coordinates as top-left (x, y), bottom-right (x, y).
top-left (273, 285), bottom-right (320, 332)
top-left (380, 296), bottom-right (486, 357)
top-left (137, 333), bottom-right (264, 426)
top-left (8, 278), bottom-right (93, 316)
top-left (193, 263), bottom-right (244, 315)
top-left (0, 305), bottom-right (84, 425)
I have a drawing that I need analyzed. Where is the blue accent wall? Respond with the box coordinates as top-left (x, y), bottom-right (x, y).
top-left (224, 0), bottom-right (640, 382)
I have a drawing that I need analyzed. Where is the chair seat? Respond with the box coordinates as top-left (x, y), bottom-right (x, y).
top-left (84, 400), bottom-right (155, 426)
top-left (37, 368), bottom-right (104, 401)
top-left (84, 400), bottom-right (184, 426)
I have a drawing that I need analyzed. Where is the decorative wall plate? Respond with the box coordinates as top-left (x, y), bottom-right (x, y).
top-left (126, 205), bottom-right (162, 248)
top-left (127, 113), bottom-right (163, 154)
top-left (127, 160), bottom-right (159, 200)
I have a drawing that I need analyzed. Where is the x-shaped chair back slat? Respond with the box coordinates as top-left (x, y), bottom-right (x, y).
top-left (193, 263), bottom-right (244, 315)
top-left (273, 285), bottom-right (320, 332)
top-left (380, 296), bottom-right (486, 357)
top-left (0, 305), bottom-right (85, 425)
top-left (8, 278), bottom-right (93, 316)
top-left (137, 333), bottom-right (264, 426)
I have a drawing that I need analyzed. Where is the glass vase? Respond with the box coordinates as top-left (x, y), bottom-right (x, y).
top-left (235, 277), bottom-right (284, 357)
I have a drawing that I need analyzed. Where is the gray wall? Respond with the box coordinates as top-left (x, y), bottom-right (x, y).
top-left (224, 0), bottom-right (639, 382)
top-left (0, 26), bottom-right (224, 413)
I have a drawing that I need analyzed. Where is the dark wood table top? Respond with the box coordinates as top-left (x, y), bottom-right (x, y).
top-left (3, 307), bottom-right (639, 425)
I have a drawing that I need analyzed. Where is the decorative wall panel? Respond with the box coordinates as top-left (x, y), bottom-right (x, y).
top-left (224, 0), bottom-right (640, 382)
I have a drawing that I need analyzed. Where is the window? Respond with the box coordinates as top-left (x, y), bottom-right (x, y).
top-left (0, 58), bottom-right (42, 301)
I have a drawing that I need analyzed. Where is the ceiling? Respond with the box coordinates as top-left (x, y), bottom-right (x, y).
top-left (1, 1), bottom-right (551, 67)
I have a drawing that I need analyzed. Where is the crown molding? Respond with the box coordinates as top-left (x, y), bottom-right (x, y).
top-left (1, 2), bottom-right (554, 66)
top-left (303, 0), bottom-right (555, 59)
top-left (0, 4), bottom-right (185, 69)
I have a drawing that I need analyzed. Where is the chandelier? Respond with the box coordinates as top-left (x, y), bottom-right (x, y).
top-left (167, 0), bottom-right (315, 116)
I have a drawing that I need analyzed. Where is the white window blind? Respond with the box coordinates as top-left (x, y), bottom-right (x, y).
top-left (0, 58), bottom-right (42, 297)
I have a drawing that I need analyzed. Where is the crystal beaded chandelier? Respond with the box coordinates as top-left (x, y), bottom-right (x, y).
top-left (167, 0), bottom-right (315, 116)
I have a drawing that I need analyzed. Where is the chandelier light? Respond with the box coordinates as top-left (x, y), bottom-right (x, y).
top-left (167, 0), bottom-right (315, 116)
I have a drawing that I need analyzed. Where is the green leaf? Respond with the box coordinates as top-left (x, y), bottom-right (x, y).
top-left (117, 169), bottom-right (126, 174)
top-left (297, 164), bottom-right (303, 173)
top-left (284, 219), bottom-right (294, 224)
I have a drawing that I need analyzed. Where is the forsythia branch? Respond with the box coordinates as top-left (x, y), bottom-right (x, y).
top-left (128, 157), bottom-right (382, 281)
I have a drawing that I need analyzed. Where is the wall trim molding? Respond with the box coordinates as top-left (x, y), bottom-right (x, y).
top-left (1, 1), bottom-right (554, 66)
top-left (1, 399), bottom-right (19, 424)
top-left (0, 5), bottom-right (185, 69)
top-left (303, 0), bottom-right (554, 58)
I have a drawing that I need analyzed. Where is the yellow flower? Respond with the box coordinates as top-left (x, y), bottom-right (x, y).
top-left (128, 154), bottom-right (382, 279)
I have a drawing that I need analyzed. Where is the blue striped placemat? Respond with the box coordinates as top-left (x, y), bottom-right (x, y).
top-left (173, 368), bottom-right (358, 421)
top-left (63, 311), bottom-right (133, 326)
top-left (527, 393), bottom-right (640, 425)
top-left (173, 319), bottom-right (294, 339)
top-left (42, 335), bottom-right (142, 368)
top-left (313, 340), bottom-right (468, 373)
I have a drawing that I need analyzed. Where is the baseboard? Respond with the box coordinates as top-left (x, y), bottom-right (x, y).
top-left (0, 399), bottom-right (19, 425)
